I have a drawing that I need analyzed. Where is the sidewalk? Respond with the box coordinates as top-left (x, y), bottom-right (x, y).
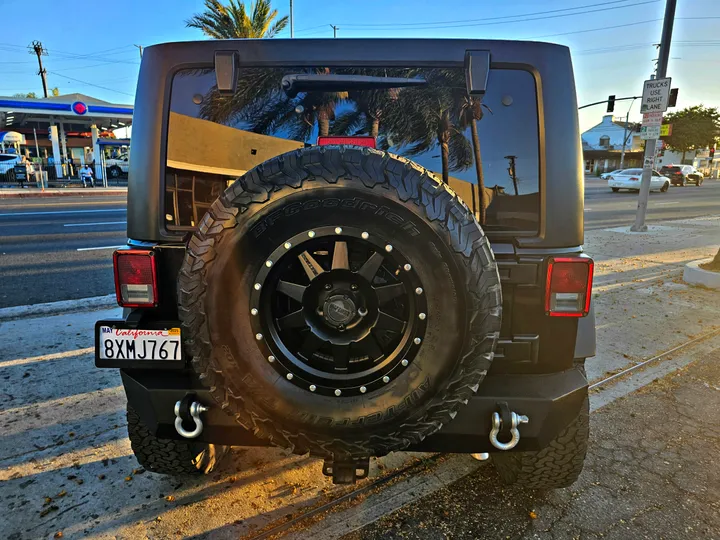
top-left (1, 215), bottom-right (719, 539)
top-left (0, 187), bottom-right (127, 199)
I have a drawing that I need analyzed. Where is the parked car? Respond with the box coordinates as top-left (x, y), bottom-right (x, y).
top-left (608, 168), bottom-right (670, 192)
top-left (96, 38), bottom-right (595, 490)
top-left (600, 169), bottom-right (624, 180)
top-left (106, 154), bottom-right (129, 179)
top-left (0, 153), bottom-right (21, 181)
top-left (659, 164), bottom-right (704, 186)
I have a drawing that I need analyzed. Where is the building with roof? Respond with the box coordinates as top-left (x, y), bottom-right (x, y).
top-left (0, 93), bottom-right (132, 183)
top-left (582, 114), bottom-right (643, 175)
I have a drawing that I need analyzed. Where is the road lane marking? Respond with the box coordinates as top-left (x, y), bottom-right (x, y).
top-left (77, 245), bottom-right (125, 251)
top-left (0, 209), bottom-right (126, 217)
top-left (64, 221), bottom-right (126, 227)
top-left (0, 347), bottom-right (94, 369)
top-left (656, 201), bottom-right (680, 205)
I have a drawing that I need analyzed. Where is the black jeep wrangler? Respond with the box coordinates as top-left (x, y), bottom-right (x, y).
top-left (96, 38), bottom-right (595, 488)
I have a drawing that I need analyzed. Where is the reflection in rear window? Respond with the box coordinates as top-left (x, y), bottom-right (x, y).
top-left (166, 66), bottom-right (540, 233)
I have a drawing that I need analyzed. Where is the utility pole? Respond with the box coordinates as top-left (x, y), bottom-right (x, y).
top-left (134, 44), bottom-right (143, 59)
top-left (29, 40), bottom-right (49, 98)
top-left (631, 0), bottom-right (677, 232)
top-left (619, 112), bottom-right (630, 169)
top-left (290, 0), bottom-right (294, 38)
top-left (330, 24), bottom-right (339, 38)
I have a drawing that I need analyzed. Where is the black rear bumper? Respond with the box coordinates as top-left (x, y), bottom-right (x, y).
top-left (121, 367), bottom-right (587, 454)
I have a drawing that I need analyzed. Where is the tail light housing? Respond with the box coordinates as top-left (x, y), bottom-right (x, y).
top-left (317, 136), bottom-right (376, 148)
top-left (545, 257), bottom-right (594, 317)
top-left (113, 250), bottom-right (158, 308)
top-left (629, 176), bottom-right (639, 181)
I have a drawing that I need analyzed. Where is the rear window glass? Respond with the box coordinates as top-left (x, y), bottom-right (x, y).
top-left (166, 66), bottom-right (540, 233)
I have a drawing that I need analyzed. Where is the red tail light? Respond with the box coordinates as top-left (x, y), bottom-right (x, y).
top-left (317, 136), bottom-right (376, 148)
top-left (629, 177), bottom-right (639, 181)
top-left (545, 257), bottom-right (594, 317)
top-left (113, 250), bottom-right (158, 308)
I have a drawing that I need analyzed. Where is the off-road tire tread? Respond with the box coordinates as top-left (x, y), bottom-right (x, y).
top-left (493, 395), bottom-right (589, 489)
top-left (127, 405), bottom-right (214, 475)
top-left (178, 146), bottom-right (501, 458)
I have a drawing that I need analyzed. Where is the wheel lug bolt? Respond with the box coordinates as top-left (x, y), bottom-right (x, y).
top-left (268, 355), bottom-right (275, 363)
top-left (284, 242), bottom-right (292, 249)
top-left (338, 324), bottom-right (345, 332)
top-left (404, 264), bottom-right (412, 271)
top-left (415, 287), bottom-right (423, 295)
top-left (361, 231), bottom-right (369, 240)
top-left (334, 389), bottom-right (342, 396)
top-left (325, 283), bottom-right (332, 290)
top-left (317, 308), bottom-right (324, 316)
top-left (402, 359), bottom-right (409, 367)
top-left (309, 384), bottom-right (316, 392)
top-left (351, 283), bottom-right (358, 290)
top-left (419, 313), bottom-right (426, 320)
top-left (385, 244), bottom-right (393, 252)
top-left (265, 260), bottom-right (273, 268)
top-left (358, 307), bottom-right (368, 317)
top-left (286, 373), bottom-right (294, 380)
top-left (254, 283), bottom-right (262, 290)
top-left (251, 308), bottom-right (258, 316)
top-left (335, 227), bottom-right (343, 234)
top-left (360, 386), bottom-right (367, 393)
top-left (382, 376), bottom-right (390, 383)
top-left (308, 230), bottom-right (316, 238)
top-left (255, 333), bottom-right (263, 341)
top-left (414, 337), bottom-right (422, 345)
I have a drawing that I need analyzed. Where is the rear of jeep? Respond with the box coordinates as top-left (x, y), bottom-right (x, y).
top-left (96, 38), bottom-right (594, 487)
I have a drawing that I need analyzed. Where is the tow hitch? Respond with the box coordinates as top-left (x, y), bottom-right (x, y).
top-left (174, 394), bottom-right (209, 439)
top-left (322, 456), bottom-right (370, 484)
top-left (489, 401), bottom-right (529, 451)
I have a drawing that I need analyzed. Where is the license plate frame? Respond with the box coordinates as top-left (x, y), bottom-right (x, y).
top-left (95, 320), bottom-right (185, 369)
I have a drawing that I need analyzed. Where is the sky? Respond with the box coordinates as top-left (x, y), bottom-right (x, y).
top-left (0, 0), bottom-right (719, 132)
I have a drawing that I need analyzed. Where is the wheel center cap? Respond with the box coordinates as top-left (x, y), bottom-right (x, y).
top-left (324, 295), bottom-right (356, 325)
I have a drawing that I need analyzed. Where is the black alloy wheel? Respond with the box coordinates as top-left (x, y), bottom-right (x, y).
top-left (251, 226), bottom-right (427, 397)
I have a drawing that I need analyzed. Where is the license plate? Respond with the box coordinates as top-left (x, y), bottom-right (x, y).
top-left (98, 326), bottom-right (182, 361)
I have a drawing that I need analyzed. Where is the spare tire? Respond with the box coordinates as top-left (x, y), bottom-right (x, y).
top-left (178, 146), bottom-right (501, 458)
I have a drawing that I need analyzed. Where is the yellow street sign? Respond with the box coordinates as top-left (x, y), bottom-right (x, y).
top-left (660, 124), bottom-right (672, 136)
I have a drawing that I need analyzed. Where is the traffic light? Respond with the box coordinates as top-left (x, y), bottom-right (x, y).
top-left (668, 88), bottom-right (679, 108)
top-left (710, 147), bottom-right (715, 163)
top-left (606, 95), bottom-right (616, 113)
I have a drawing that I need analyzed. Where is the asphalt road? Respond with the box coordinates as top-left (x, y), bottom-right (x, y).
top-left (0, 196), bottom-right (127, 308)
top-left (0, 179), bottom-right (718, 308)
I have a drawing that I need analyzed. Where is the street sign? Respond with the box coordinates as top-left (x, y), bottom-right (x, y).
top-left (640, 77), bottom-right (672, 113)
top-left (641, 125), bottom-right (661, 140)
top-left (660, 124), bottom-right (672, 137)
top-left (643, 156), bottom-right (655, 170)
top-left (642, 112), bottom-right (663, 127)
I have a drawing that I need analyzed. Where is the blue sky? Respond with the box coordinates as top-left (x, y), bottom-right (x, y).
top-left (0, 0), bottom-right (718, 131)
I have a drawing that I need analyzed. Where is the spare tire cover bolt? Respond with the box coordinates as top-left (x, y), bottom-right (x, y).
top-left (401, 359), bottom-right (409, 366)
top-left (415, 287), bottom-right (423, 295)
top-left (385, 244), bottom-right (393, 252)
top-left (308, 231), bottom-right (316, 238)
top-left (404, 264), bottom-right (412, 271)
top-left (334, 389), bottom-right (342, 396)
top-left (351, 283), bottom-right (358, 290)
top-left (265, 260), bottom-right (273, 268)
top-left (414, 337), bottom-right (422, 345)
top-left (418, 313), bottom-right (426, 320)
top-left (382, 376), bottom-right (390, 383)
top-left (358, 307), bottom-right (368, 317)
top-left (335, 227), bottom-right (343, 234)
top-left (254, 283), bottom-right (262, 290)
top-left (251, 308), bottom-right (258, 316)
top-left (361, 231), bottom-right (369, 240)
top-left (325, 283), bottom-right (332, 290)
top-left (309, 384), bottom-right (316, 392)
top-left (255, 333), bottom-right (263, 341)
top-left (360, 386), bottom-right (367, 393)
top-left (286, 373), bottom-right (294, 380)
top-left (284, 242), bottom-right (292, 249)
top-left (268, 355), bottom-right (275, 363)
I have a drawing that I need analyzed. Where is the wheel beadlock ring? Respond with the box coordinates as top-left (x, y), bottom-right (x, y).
top-left (249, 226), bottom-right (427, 397)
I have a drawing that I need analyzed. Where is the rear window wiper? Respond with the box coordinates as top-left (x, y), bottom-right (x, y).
top-left (281, 74), bottom-right (427, 98)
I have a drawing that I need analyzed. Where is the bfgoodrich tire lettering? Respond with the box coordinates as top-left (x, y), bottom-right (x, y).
top-left (178, 146), bottom-right (502, 458)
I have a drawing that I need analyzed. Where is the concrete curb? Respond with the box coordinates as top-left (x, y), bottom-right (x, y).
top-left (0, 189), bottom-right (127, 199)
top-left (684, 258), bottom-right (720, 289)
top-left (0, 294), bottom-right (118, 322)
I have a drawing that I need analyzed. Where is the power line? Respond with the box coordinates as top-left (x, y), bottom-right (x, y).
top-left (47, 71), bottom-right (134, 97)
top-left (339, 0), bottom-right (640, 27)
top-left (530, 15), bottom-right (720, 39)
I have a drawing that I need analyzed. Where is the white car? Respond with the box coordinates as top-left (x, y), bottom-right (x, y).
top-left (600, 169), bottom-right (624, 180)
top-left (608, 168), bottom-right (670, 193)
top-left (106, 154), bottom-right (129, 179)
top-left (0, 153), bottom-right (22, 179)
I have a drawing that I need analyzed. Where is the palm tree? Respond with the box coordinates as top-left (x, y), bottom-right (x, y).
top-left (455, 92), bottom-right (490, 223)
top-left (186, 0), bottom-right (288, 39)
